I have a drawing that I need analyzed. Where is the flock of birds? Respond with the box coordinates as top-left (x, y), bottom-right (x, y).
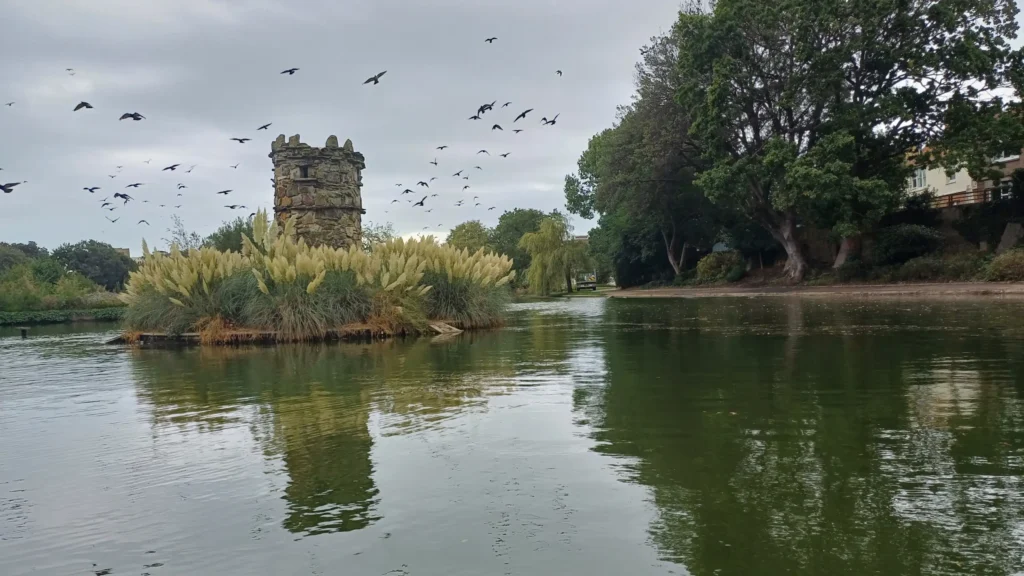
top-left (2, 39), bottom-right (564, 236)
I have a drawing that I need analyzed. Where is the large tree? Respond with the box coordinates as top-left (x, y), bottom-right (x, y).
top-left (52, 240), bottom-right (136, 291)
top-left (675, 0), bottom-right (1022, 280)
top-left (565, 31), bottom-right (720, 277)
top-left (446, 220), bottom-right (492, 252)
top-left (204, 217), bottom-right (254, 252)
top-left (519, 214), bottom-right (591, 295)
top-left (489, 208), bottom-right (547, 279)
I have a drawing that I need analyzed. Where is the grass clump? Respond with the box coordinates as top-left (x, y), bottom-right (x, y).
top-left (985, 249), bottom-right (1024, 281)
top-left (120, 210), bottom-right (515, 342)
top-left (696, 251), bottom-right (745, 283)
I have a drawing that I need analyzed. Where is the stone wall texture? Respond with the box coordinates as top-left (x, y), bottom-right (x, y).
top-left (270, 134), bottom-right (365, 250)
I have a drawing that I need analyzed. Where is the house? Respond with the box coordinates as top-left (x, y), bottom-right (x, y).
top-left (909, 148), bottom-right (1023, 208)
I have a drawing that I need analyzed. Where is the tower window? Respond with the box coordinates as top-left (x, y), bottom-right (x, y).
top-left (299, 165), bottom-right (310, 178)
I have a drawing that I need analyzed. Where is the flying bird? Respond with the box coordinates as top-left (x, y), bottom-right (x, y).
top-left (66, 68), bottom-right (75, 74)
top-left (475, 203), bottom-right (481, 206)
top-left (477, 103), bottom-right (491, 116)
top-left (430, 159), bottom-right (438, 166)
top-left (108, 174), bottom-right (117, 178)
top-left (177, 184), bottom-right (187, 189)
top-left (163, 164), bottom-right (180, 171)
top-left (230, 163), bottom-right (239, 169)
top-left (455, 200), bottom-right (464, 206)
top-left (101, 202), bottom-right (112, 208)
top-left (488, 206), bottom-right (496, 210)
top-left (429, 177), bottom-right (437, 182)
top-left (105, 217), bottom-right (119, 223)
top-left (462, 176), bottom-right (469, 180)
top-left (73, 101), bottom-right (93, 112)
top-left (391, 199), bottom-right (399, 204)
top-left (473, 196), bottom-right (479, 200)
top-left (113, 192), bottom-right (133, 203)
top-left (402, 189), bottom-right (415, 194)
top-left (216, 190), bottom-right (232, 195)
top-left (1, 182), bottom-right (23, 193)
top-left (430, 193), bottom-right (438, 197)
top-left (119, 112), bottom-right (145, 121)
top-left (436, 145), bottom-right (448, 150)
top-left (186, 165), bottom-right (196, 173)
top-left (502, 102), bottom-right (511, 108)
top-left (500, 153), bottom-right (510, 158)
top-left (138, 220), bottom-right (149, 225)
top-left (412, 196), bottom-right (428, 207)
top-left (477, 150), bottom-right (490, 155)
top-left (177, 194), bottom-right (183, 197)
top-left (452, 170), bottom-right (463, 177)
top-left (126, 183), bottom-right (143, 188)
top-left (225, 205), bottom-right (247, 210)
top-left (417, 181), bottom-right (429, 187)
top-left (174, 205), bottom-right (182, 209)
top-left (4, 102), bottom-right (14, 107)
top-left (514, 108), bottom-right (533, 122)
top-left (84, 187), bottom-right (100, 193)
top-left (556, 70), bottom-right (563, 76)
top-left (427, 209), bottom-right (434, 213)
top-left (485, 37), bottom-right (497, 43)
top-left (463, 185), bottom-right (471, 191)
top-left (394, 183), bottom-right (403, 187)
top-left (363, 70), bottom-right (387, 85)
top-left (513, 129), bottom-right (523, 134)
top-left (492, 124), bottom-right (503, 131)
top-left (258, 123), bottom-right (272, 130)
top-left (474, 166), bottom-right (482, 170)
top-left (230, 138), bottom-right (250, 144)
top-left (281, 68), bottom-right (299, 75)
top-left (468, 115), bottom-right (481, 120)
top-left (143, 159), bottom-right (151, 164)
top-left (542, 113), bottom-right (560, 125)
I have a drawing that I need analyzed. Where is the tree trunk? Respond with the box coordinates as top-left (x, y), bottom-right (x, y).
top-left (661, 229), bottom-right (686, 276)
top-left (832, 236), bottom-right (861, 269)
top-left (764, 213), bottom-right (808, 282)
top-left (565, 270), bottom-right (573, 294)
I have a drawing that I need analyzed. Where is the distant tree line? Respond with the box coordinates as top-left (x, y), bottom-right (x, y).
top-left (563, 0), bottom-right (1024, 285)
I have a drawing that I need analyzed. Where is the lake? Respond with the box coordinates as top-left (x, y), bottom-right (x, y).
top-left (2, 297), bottom-right (1024, 576)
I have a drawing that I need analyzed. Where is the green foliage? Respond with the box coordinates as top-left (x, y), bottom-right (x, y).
top-left (446, 220), bottom-right (492, 252)
top-left (489, 208), bottom-right (546, 281)
top-left (0, 245), bottom-right (29, 273)
top-left (361, 221), bottom-right (395, 251)
top-left (895, 254), bottom-right (987, 282)
top-left (30, 257), bottom-right (64, 284)
top-left (0, 264), bottom-right (109, 312)
top-left (836, 258), bottom-right (872, 282)
top-left (696, 251), bottom-right (745, 283)
top-left (421, 270), bottom-right (511, 329)
top-left (519, 215), bottom-right (592, 295)
top-left (52, 240), bottom-right (136, 291)
top-left (873, 225), bottom-right (943, 266)
top-left (204, 217), bottom-right (254, 252)
top-left (0, 307), bottom-right (125, 326)
top-left (985, 249), bottom-right (1024, 281)
top-left (163, 214), bottom-right (205, 251)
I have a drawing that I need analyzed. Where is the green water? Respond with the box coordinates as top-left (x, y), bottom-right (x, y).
top-left (2, 297), bottom-right (1024, 575)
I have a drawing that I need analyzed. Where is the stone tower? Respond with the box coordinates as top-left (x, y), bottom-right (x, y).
top-left (270, 134), bottom-right (365, 249)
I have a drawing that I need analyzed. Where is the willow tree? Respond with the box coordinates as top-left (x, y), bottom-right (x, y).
top-left (675, 0), bottom-right (1022, 280)
top-left (518, 215), bottom-right (591, 295)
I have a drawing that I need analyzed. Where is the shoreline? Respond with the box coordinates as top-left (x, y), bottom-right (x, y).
top-left (0, 307), bottom-right (126, 326)
top-left (607, 282), bottom-right (1024, 299)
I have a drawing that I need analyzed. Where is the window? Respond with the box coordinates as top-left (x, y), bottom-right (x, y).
top-left (992, 150), bottom-right (1022, 163)
top-left (911, 168), bottom-right (927, 190)
top-left (946, 172), bottom-right (957, 185)
top-left (298, 165), bottom-right (310, 178)
top-left (994, 179), bottom-right (1014, 201)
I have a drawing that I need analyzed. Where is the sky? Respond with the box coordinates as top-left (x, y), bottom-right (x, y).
top-left (0, 0), bottom-right (687, 256)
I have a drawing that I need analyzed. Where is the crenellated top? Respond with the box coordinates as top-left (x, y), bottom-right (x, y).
top-left (269, 134), bottom-right (364, 167)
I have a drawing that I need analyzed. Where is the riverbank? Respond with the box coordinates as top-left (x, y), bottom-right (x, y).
top-left (0, 307), bottom-right (125, 326)
top-left (608, 282), bottom-right (1024, 299)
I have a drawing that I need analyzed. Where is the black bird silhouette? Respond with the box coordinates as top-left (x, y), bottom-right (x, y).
top-left (426, 209), bottom-right (434, 213)
top-left (473, 196), bottom-right (479, 200)
top-left (463, 176), bottom-right (469, 180)
top-left (455, 200), bottom-right (464, 206)
top-left (514, 108), bottom-right (533, 122)
top-left (485, 37), bottom-right (497, 43)
top-left (477, 150), bottom-right (490, 155)
top-left (452, 170), bottom-right (463, 177)
top-left (105, 217), bottom-right (119, 223)
top-left (113, 192), bottom-right (133, 203)
top-left (177, 184), bottom-right (187, 189)
top-left (101, 202), bottom-right (112, 208)
top-left (402, 189), bottom-right (415, 195)
top-left (159, 204), bottom-right (166, 208)
top-left (475, 166), bottom-right (482, 170)
top-left (429, 177), bottom-right (437, 182)
top-left (430, 159), bottom-right (438, 166)
top-left (106, 206), bottom-right (117, 211)
top-left (119, 112), bottom-right (145, 121)
top-left (500, 153), bottom-right (510, 158)
top-left (488, 206), bottom-right (496, 210)
top-left (430, 193), bottom-right (438, 197)
top-left (542, 113), bottom-right (560, 125)
top-left (163, 164), bottom-right (180, 171)
top-left (3, 102), bottom-right (13, 107)
top-left (475, 203), bottom-right (481, 206)
top-left (502, 102), bottom-right (511, 108)
top-left (363, 70), bottom-right (387, 85)
top-left (257, 123), bottom-right (272, 130)
top-left (468, 115), bottom-right (481, 120)
top-left (477, 104), bottom-right (490, 116)
top-left (186, 165), bottom-right (196, 173)
top-left (413, 196), bottom-right (427, 207)
top-left (116, 165), bottom-right (123, 170)
top-left (216, 190), bottom-right (232, 195)
top-left (463, 185), bottom-right (471, 191)
top-left (556, 70), bottom-right (563, 76)
top-left (417, 181), bottom-right (429, 187)
top-left (225, 205), bottom-right (246, 210)
top-left (513, 129), bottom-right (523, 134)
top-left (175, 205), bottom-right (182, 209)
top-left (177, 193), bottom-right (183, 197)
top-left (391, 199), bottom-right (399, 204)
top-left (281, 68), bottom-right (299, 75)
top-left (138, 220), bottom-right (149, 225)
top-left (492, 124), bottom-right (503, 131)
top-left (108, 174), bottom-right (117, 178)
top-left (436, 145), bottom-right (448, 150)
top-left (394, 183), bottom-right (403, 187)
top-left (126, 183), bottom-right (143, 188)
top-left (230, 138), bottom-right (250, 144)
top-left (143, 159), bottom-right (151, 164)
top-left (230, 163), bottom-right (239, 169)
top-left (84, 187), bottom-right (100, 193)
top-left (73, 101), bottom-right (93, 111)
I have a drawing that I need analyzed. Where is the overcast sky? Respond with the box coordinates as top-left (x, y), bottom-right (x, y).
top-left (0, 0), bottom-right (686, 255)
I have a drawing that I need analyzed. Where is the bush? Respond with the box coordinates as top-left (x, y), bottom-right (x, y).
top-left (836, 258), bottom-right (871, 282)
top-left (696, 251), bottom-right (745, 283)
top-left (0, 308), bottom-right (125, 326)
top-left (873, 224), bottom-right (943, 265)
top-left (985, 249), bottom-right (1024, 281)
top-left (724, 265), bottom-right (746, 283)
top-left (896, 253), bottom-right (986, 282)
top-left (0, 264), bottom-right (109, 312)
top-left (52, 240), bottom-right (136, 291)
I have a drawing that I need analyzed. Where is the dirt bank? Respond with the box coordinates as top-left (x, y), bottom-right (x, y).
top-left (608, 282), bottom-right (1024, 299)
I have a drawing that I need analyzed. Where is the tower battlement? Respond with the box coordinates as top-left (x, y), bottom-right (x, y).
top-left (269, 134), bottom-right (365, 250)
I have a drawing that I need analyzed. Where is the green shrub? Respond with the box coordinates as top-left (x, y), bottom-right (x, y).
top-left (422, 270), bottom-right (511, 329)
top-left (896, 253), bottom-right (986, 282)
top-left (696, 251), bottom-right (745, 283)
top-left (873, 224), bottom-right (943, 265)
top-left (985, 249), bottom-right (1024, 281)
top-left (724, 264), bottom-right (746, 283)
top-left (836, 258), bottom-right (870, 282)
top-left (0, 308), bottom-right (125, 326)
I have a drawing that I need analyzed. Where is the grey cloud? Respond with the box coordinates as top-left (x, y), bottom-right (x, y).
top-left (0, 0), bottom-right (685, 254)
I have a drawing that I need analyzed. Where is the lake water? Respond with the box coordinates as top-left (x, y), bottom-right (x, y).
top-left (3, 297), bottom-right (1024, 576)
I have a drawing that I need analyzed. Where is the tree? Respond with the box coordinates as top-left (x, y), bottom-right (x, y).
top-left (674, 0), bottom-right (1022, 280)
top-left (361, 221), bottom-right (395, 251)
top-left (565, 31), bottom-right (721, 277)
top-left (204, 217), bottom-right (254, 252)
top-left (163, 215), bottom-right (203, 251)
top-left (489, 208), bottom-right (547, 279)
top-left (52, 240), bottom-right (136, 291)
top-left (446, 220), bottom-right (492, 252)
top-left (0, 245), bottom-right (29, 273)
top-left (518, 215), bottom-right (592, 295)
top-left (1, 241), bottom-right (48, 259)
